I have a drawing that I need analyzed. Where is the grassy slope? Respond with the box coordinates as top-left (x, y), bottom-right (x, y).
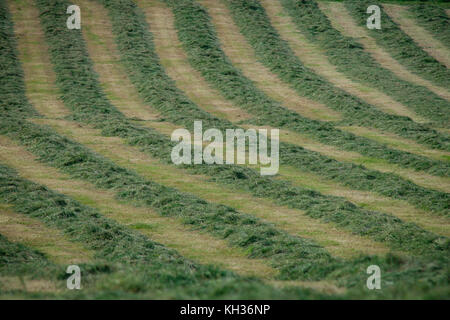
top-left (0, 0), bottom-right (448, 298)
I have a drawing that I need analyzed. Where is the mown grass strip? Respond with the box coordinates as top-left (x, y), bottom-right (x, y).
top-left (279, 0), bottom-right (450, 127)
top-left (344, 0), bottom-right (450, 89)
top-left (0, 232), bottom-right (56, 277)
top-left (0, 204), bottom-right (93, 265)
top-left (77, 0), bottom-right (161, 123)
top-left (221, 0), bottom-right (450, 151)
top-left (338, 126), bottom-right (450, 163)
top-left (277, 164), bottom-right (450, 238)
top-left (408, 4), bottom-right (450, 49)
top-left (249, 124), bottom-right (450, 194)
top-left (319, 1), bottom-right (450, 104)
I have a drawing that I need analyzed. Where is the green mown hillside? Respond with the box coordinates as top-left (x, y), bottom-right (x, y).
top-left (0, 0), bottom-right (449, 299)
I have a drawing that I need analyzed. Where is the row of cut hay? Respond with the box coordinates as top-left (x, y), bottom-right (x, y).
top-left (0, 204), bottom-right (93, 265)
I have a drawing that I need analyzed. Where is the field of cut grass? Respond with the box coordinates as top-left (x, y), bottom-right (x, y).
top-left (0, 0), bottom-right (449, 300)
